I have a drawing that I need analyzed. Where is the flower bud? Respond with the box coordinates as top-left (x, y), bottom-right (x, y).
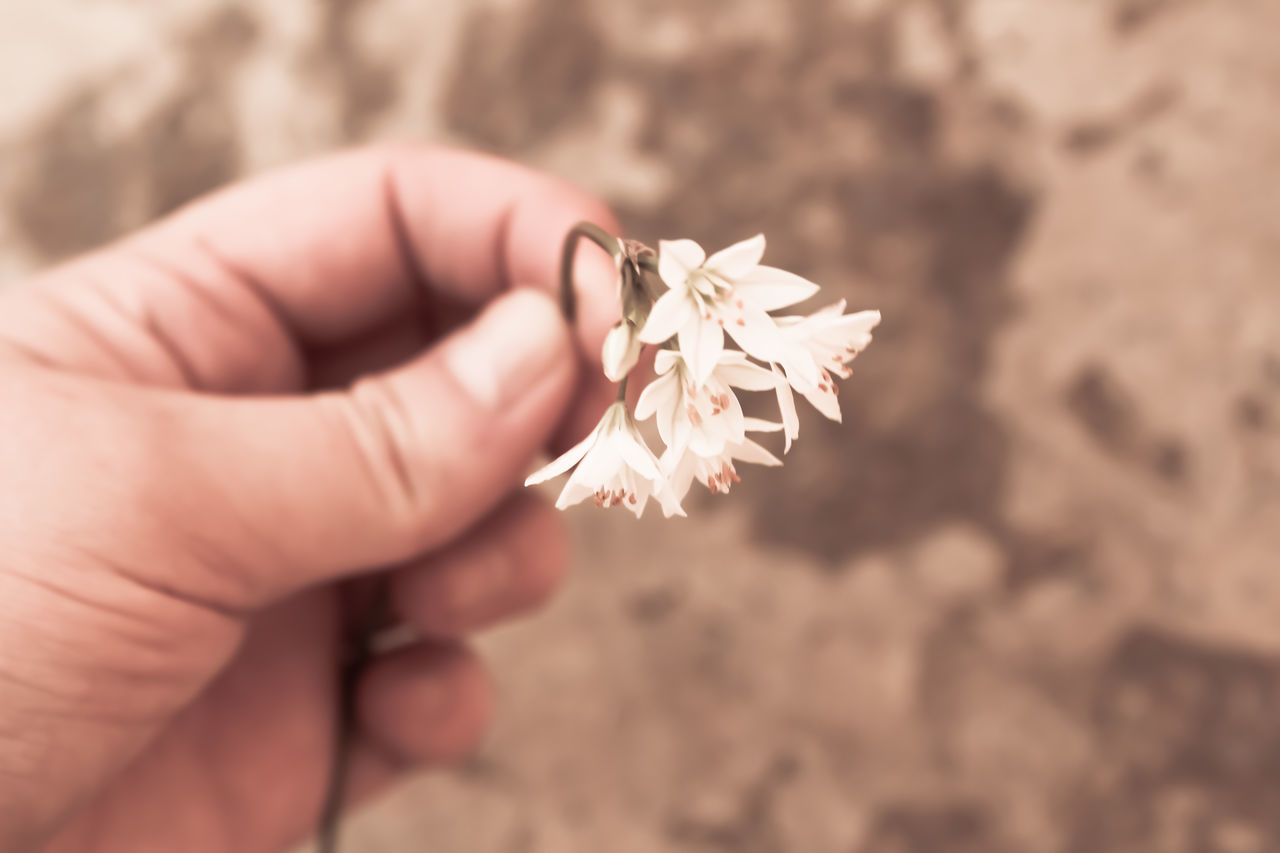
top-left (601, 319), bottom-right (643, 382)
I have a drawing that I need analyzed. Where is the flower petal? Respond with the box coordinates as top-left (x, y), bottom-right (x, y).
top-left (657, 239), bottom-right (706, 288)
top-left (524, 424), bottom-right (598, 485)
top-left (657, 485), bottom-right (687, 518)
top-left (572, 440), bottom-right (620, 486)
top-left (614, 429), bottom-right (662, 481)
top-left (723, 303), bottom-right (786, 364)
top-left (777, 344), bottom-right (822, 389)
top-left (653, 348), bottom-right (682, 375)
top-left (704, 234), bottom-right (766, 280)
top-left (625, 480), bottom-right (651, 518)
top-left (554, 477), bottom-right (597, 511)
top-left (734, 265), bottom-right (821, 311)
top-left (638, 288), bottom-right (694, 344)
top-left (635, 370), bottom-right (680, 422)
top-left (829, 309), bottom-right (882, 352)
top-left (799, 383), bottom-right (842, 423)
top-left (732, 438), bottom-right (783, 467)
top-left (689, 424), bottom-right (728, 458)
top-left (724, 387), bottom-right (746, 444)
top-left (743, 417), bottom-right (783, 433)
top-left (772, 364), bottom-right (800, 453)
top-left (715, 358), bottom-right (779, 391)
top-left (679, 315), bottom-right (725, 386)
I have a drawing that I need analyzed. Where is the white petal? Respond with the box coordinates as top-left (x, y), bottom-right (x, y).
top-left (572, 441), bottom-right (620, 487)
top-left (732, 438), bottom-right (782, 467)
top-left (724, 388), bottom-right (746, 444)
top-left (653, 348), bottom-right (681, 375)
top-left (614, 430), bottom-right (662, 481)
top-left (657, 239), bottom-right (706, 288)
top-left (733, 265), bottom-right (821, 311)
top-left (800, 384), bottom-right (842, 423)
top-left (625, 480), bottom-right (651, 518)
top-left (554, 477), bottom-right (597, 510)
top-left (704, 234), bottom-right (766, 280)
top-left (724, 303), bottom-right (786, 364)
top-left (524, 425), bottom-right (598, 485)
top-left (670, 411), bottom-right (692, 458)
top-left (635, 370), bottom-right (680, 422)
top-left (679, 315), bottom-right (725, 386)
top-left (831, 309), bottom-right (882, 347)
top-left (639, 289), bottom-right (695, 344)
top-left (689, 424), bottom-right (728, 458)
top-left (655, 453), bottom-right (692, 513)
top-left (772, 365), bottom-right (800, 453)
top-left (657, 484), bottom-right (687, 518)
top-left (743, 417), bottom-right (783, 433)
top-left (778, 344), bottom-right (822, 389)
top-left (715, 358), bottom-right (778, 391)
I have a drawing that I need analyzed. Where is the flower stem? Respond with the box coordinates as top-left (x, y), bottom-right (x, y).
top-left (316, 585), bottom-right (388, 853)
top-left (616, 375), bottom-right (629, 402)
top-left (559, 222), bottom-right (621, 323)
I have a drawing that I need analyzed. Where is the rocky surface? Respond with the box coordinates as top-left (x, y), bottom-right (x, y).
top-left (2, 1), bottom-right (1279, 850)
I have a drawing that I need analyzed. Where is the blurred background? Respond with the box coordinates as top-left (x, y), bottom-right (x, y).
top-left (2, 0), bottom-right (1279, 850)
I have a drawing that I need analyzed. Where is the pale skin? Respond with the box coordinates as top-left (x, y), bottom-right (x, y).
top-left (0, 146), bottom-right (623, 852)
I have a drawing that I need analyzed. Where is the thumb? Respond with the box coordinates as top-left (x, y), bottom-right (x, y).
top-left (157, 288), bottom-right (578, 606)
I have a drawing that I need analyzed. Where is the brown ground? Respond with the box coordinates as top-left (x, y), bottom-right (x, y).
top-left (2, 1), bottom-right (1279, 851)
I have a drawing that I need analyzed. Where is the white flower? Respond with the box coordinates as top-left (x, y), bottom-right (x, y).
top-left (601, 319), bottom-right (643, 382)
top-left (774, 300), bottom-right (881, 422)
top-left (637, 235), bottom-right (820, 384)
top-left (525, 402), bottom-right (685, 518)
top-left (634, 348), bottom-right (779, 458)
top-left (662, 418), bottom-right (783, 500)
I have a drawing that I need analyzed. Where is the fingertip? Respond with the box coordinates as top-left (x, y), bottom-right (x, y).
top-left (357, 642), bottom-right (494, 766)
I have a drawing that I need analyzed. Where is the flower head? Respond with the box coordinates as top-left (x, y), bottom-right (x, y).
top-left (527, 221), bottom-right (881, 519)
top-left (775, 300), bottom-right (881, 422)
top-left (637, 235), bottom-right (820, 384)
top-left (635, 348), bottom-right (779, 458)
top-left (525, 402), bottom-right (684, 518)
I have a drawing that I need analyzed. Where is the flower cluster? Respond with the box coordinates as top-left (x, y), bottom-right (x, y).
top-left (526, 232), bottom-right (880, 517)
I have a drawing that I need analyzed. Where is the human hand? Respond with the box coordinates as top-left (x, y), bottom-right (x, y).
top-left (0, 146), bottom-right (620, 852)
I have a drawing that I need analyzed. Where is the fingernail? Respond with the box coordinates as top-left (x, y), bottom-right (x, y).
top-left (444, 289), bottom-right (571, 409)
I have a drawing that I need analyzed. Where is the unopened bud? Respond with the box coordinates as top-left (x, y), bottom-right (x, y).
top-left (601, 320), bottom-right (643, 382)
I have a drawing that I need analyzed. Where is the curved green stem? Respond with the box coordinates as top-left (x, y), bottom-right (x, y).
top-left (560, 222), bottom-right (621, 323)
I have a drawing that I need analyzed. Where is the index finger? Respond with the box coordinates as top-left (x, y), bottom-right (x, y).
top-left (143, 144), bottom-right (622, 348)
top-left (6, 145), bottom-right (623, 438)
